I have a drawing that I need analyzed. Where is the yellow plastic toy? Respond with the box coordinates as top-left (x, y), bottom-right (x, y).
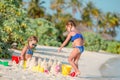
top-left (62, 64), bottom-right (72, 76)
top-left (32, 65), bottom-right (44, 73)
top-left (32, 66), bottom-right (39, 72)
top-left (23, 61), bottom-right (26, 69)
top-left (38, 66), bottom-right (44, 72)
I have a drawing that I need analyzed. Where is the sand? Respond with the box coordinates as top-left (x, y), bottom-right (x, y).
top-left (0, 45), bottom-right (118, 80)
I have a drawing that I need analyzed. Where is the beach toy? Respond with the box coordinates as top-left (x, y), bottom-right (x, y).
top-left (32, 66), bottom-right (39, 72)
top-left (44, 70), bottom-right (49, 74)
top-left (0, 61), bottom-right (9, 66)
top-left (3, 61), bottom-right (9, 66)
top-left (0, 61), bottom-right (2, 65)
top-left (69, 72), bottom-right (76, 77)
top-left (12, 55), bottom-right (21, 64)
top-left (23, 61), bottom-right (26, 69)
top-left (55, 61), bottom-right (61, 73)
top-left (39, 67), bottom-right (44, 72)
top-left (55, 65), bottom-right (60, 73)
top-left (31, 65), bottom-right (44, 72)
top-left (62, 64), bottom-right (72, 76)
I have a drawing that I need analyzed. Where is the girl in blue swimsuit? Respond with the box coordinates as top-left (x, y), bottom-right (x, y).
top-left (20, 36), bottom-right (38, 60)
top-left (58, 20), bottom-right (84, 76)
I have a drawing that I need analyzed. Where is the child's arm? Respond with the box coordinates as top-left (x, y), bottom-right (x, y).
top-left (58, 33), bottom-right (71, 52)
top-left (20, 46), bottom-right (27, 60)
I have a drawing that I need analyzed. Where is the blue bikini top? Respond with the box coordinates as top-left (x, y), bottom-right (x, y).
top-left (26, 48), bottom-right (33, 55)
top-left (71, 33), bottom-right (83, 42)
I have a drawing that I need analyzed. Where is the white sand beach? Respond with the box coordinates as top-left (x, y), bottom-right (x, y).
top-left (0, 45), bottom-right (119, 80)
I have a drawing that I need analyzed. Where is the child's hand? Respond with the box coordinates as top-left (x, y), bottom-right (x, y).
top-left (58, 48), bottom-right (62, 53)
top-left (20, 55), bottom-right (24, 60)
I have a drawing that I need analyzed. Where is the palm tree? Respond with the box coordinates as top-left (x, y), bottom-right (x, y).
top-left (81, 1), bottom-right (101, 31)
top-left (44, 14), bottom-right (53, 22)
top-left (97, 12), bottom-right (120, 37)
top-left (27, 0), bottom-right (45, 18)
top-left (50, 0), bottom-right (65, 13)
top-left (105, 12), bottom-right (119, 37)
top-left (85, 1), bottom-right (100, 18)
top-left (67, 0), bottom-right (82, 17)
top-left (81, 7), bottom-right (93, 29)
top-left (50, 0), bottom-right (65, 21)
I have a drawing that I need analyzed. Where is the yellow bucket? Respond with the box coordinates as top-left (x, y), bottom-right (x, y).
top-left (62, 64), bottom-right (72, 76)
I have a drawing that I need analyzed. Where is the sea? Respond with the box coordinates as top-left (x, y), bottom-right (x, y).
top-left (100, 56), bottom-right (120, 80)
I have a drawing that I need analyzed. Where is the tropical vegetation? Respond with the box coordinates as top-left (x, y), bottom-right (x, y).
top-left (0, 0), bottom-right (120, 58)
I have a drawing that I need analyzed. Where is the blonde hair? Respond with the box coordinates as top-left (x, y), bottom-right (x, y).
top-left (27, 36), bottom-right (38, 43)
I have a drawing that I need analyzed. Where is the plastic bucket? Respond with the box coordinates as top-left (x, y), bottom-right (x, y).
top-left (0, 61), bottom-right (2, 65)
top-left (3, 61), bottom-right (9, 66)
top-left (62, 64), bottom-right (72, 76)
top-left (12, 55), bottom-right (20, 64)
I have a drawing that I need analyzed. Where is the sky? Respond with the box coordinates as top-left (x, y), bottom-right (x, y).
top-left (24, 0), bottom-right (120, 41)
top-left (81, 0), bottom-right (120, 41)
top-left (42, 0), bottom-right (120, 15)
top-left (84, 0), bottom-right (120, 12)
top-left (43, 0), bottom-right (120, 41)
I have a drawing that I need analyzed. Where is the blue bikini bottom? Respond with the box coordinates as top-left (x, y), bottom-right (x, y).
top-left (76, 46), bottom-right (84, 53)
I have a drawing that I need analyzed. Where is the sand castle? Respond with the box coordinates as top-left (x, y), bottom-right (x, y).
top-left (11, 56), bottom-right (63, 75)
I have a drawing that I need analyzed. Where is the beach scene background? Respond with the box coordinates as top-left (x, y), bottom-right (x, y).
top-left (0, 0), bottom-right (120, 80)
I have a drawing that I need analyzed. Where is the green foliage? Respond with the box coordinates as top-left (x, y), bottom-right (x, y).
top-left (0, 0), bottom-right (24, 58)
top-left (82, 32), bottom-right (120, 54)
top-left (100, 39), bottom-right (108, 50)
top-left (26, 18), bottom-right (61, 46)
top-left (0, 0), bottom-right (27, 43)
top-left (0, 0), bottom-right (61, 58)
top-left (0, 0), bottom-right (119, 58)
top-left (66, 32), bottom-right (120, 54)
top-left (106, 41), bottom-right (120, 54)
top-left (0, 41), bottom-right (12, 59)
top-left (83, 32), bottom-right (103, 52)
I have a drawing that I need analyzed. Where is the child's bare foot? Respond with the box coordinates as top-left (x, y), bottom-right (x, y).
top-left (75, 71), bottom-right (81, 77)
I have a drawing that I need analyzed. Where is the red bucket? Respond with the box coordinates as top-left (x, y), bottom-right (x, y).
top-left (12, 55), bottom-right (21, 64)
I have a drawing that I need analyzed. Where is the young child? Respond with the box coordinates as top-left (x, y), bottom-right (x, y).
top-left (20, 36), bottom-right (38, 60)
top-left (58, 20), bottom-right (84, 76)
